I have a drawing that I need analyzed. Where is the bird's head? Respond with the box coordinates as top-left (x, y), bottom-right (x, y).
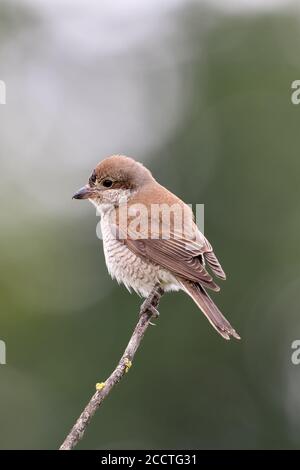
top-left (73, 155), bottom-right (154, 208)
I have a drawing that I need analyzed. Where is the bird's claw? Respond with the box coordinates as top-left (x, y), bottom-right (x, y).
top-left (139, 284), bottom-right (163, 325)
top-left (148, 305), bottom-right (160, 318)
top-left (139, 302), bottom-right (159, 319)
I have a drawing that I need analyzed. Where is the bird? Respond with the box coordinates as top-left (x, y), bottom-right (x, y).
top-left (73, 155), bottom-right (240, 340)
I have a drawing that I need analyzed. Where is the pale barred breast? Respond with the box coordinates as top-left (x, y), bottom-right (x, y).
top-left (100, 212), bottom-right (160, 297)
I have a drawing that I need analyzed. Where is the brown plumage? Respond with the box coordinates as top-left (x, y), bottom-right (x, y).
top-left (73, 155), bottom-right (240, 340)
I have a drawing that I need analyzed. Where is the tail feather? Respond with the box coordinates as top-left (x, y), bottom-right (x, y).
top-left (180, 280), bottom-right (240, 340)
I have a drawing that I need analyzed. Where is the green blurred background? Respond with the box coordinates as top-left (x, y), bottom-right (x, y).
top-left (1, 0), bottom-right (300, 449)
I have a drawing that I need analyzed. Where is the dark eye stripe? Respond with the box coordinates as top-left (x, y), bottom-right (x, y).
top-left (89, 170), bottom-right (96, 185)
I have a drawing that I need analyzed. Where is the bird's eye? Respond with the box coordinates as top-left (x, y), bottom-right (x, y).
top-left (102, 179), bottom-right (113, 188)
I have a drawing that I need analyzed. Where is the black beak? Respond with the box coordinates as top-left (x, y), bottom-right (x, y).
top-left (72, 185), bottom-right (95, 200)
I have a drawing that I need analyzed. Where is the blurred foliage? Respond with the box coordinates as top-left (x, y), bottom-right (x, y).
top-left (1, 0), bottom-right (300, 449)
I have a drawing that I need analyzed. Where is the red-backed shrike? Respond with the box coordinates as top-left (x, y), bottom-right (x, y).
top-left (73, 155), bottom-right (240, 340)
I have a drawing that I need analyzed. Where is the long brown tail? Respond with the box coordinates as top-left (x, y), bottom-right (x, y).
top-left (180, 280), bottom-right (240, 340)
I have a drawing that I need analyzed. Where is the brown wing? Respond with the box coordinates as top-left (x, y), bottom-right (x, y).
top-left (204, 251), bottom-right (226, 280)
top-left (111, 190), bottom-right (226, 291)
top-left (114, 221), bottom-right (223, 291)
top-left (128, 237), bottom-right (219, 291)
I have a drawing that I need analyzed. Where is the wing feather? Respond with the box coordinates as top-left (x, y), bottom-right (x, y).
top-left (122, 232), bottom-right (222, 292)
top-left (112, 204), bottom-right (226, 292)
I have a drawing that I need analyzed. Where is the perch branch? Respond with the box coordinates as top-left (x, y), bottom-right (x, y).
top-left (59, 284), bottom-right (164, 450)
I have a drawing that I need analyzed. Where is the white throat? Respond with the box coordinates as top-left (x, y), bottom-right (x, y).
top-left (88, 188), bottom-right (133, 216)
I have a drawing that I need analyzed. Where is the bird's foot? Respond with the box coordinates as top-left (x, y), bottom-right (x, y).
top-left (140, 298), bottom-right (160, 325)
top-left (139, 284), bottom-right (163, 325)
top-left (140, 302), bottom-right (159, 318)
top-left (148, 306), bottom-right (160, 326)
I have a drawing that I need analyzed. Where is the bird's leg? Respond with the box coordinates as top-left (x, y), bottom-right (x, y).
top-left (139, 284), bottom-right (164, 322)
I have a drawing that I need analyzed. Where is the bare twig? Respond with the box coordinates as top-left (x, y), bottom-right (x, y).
top-left (59, 285), bottom-right (164, 450)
